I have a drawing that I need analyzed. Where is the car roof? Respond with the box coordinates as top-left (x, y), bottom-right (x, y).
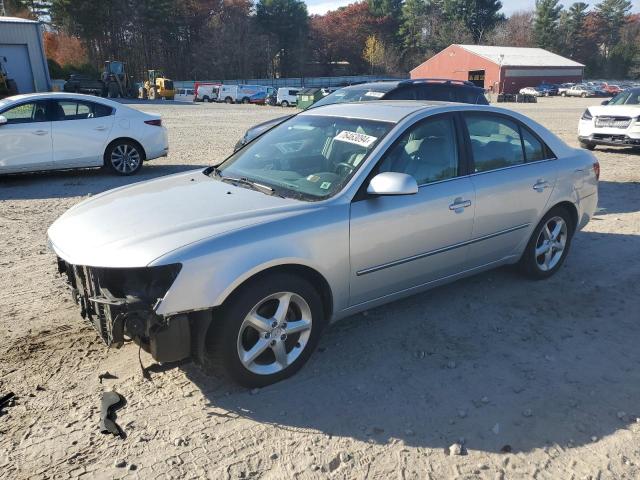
top-left (341, 79), bottom-right (482, 93)
top-left (299, 100), bottom-right (472, 123)
top-left (0, 92), bottom-right (120, 107)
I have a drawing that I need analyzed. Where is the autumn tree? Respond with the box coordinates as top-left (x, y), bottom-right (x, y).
top-left (485, 11), bottom-right (535, 47)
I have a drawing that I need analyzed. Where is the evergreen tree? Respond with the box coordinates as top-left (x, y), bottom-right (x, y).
top-left (533, 0), bottom-right (563, 51)
top-left (440, 0), bottom-right (504, 43)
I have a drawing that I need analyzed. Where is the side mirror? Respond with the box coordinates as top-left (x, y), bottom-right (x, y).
top-left (0, 115), bottom-right (7, 126)
top-left (601, 100), bottom-right (609, 105)
top-left (367, 172), bottom-right (418, 196)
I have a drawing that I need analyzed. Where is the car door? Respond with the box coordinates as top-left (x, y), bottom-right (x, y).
top-left (51, 99), bottom-right (115, 168)
top-left (0, 100), bottom-right (52, 173)
top-left (462, 112), bottom-right (558, 268)
top-left (349, 114), bottom-right (476, 306)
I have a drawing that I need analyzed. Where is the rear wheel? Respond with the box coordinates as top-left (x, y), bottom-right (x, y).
top-left (519, 207), bottom-right (574, 279)
top-left (241, 97), bottom-right (250, 104)
top-left (107, 83), bottom-right (119, 98)
top-left (225, 97), bottom-right (233, 104)
top-left (205, 273), bottom-right (325, 387)
top-left (281, 100), bottom-right (289, 107)
top-left (105, 140), bottom-right (144, 176)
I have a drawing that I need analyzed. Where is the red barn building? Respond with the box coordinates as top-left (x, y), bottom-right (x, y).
top-left (410, 44), bottom-right (584, 94)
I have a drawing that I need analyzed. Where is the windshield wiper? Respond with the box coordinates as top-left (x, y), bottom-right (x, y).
top-left (219, 175), bottom-right (281, 196)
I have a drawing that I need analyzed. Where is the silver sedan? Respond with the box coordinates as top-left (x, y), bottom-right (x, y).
top-left (48, 101), bottom-right (599, 386)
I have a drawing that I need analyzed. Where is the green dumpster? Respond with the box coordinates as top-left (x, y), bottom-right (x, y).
top-left (296, 88), bottom-right (323, 109)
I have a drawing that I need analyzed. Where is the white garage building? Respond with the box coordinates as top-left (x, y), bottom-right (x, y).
top-left (0, 16), bottom-right (51, 94)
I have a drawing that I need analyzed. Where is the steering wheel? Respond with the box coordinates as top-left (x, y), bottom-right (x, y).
top-left (335, 162), bottom-right (355, 175)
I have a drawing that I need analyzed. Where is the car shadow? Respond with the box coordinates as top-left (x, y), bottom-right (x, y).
top-left (0, 164), bottom-right (209, 200)
top-left (595, 180), bottom-right (640, 215)
top-left (179, 229), bottom-right (640, 454)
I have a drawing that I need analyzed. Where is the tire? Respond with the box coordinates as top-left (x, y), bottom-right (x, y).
top-left (281, 100), bottom-right (289, 107)
top-left (241, 97), bottom-right (250, 104)
top-left (519, 207), bottom-right (574, 280)
top-left (104, 140), bottom-right (144, 176)
top-left (107, 83), bottom-right (119, 98)
top-left (225, 97), bottom-right (233, 104)
top-left (561, 92), bottom-right (566, 97)
top-left (580, 141), bottom-right (596, 151)
top-left (581, 92), bottom-right (587, 98)
top-left (203, 96), bottom-right (209, 103)
top-left (205, 273), bottom-right (326, 387)
top-left (149, 87), bottom-right (157, 100)
top-left (7, 79), bottom-right (18, 96)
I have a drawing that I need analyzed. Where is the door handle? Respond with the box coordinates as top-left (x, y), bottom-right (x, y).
top-left (532, 180), bottom-right (549, 192)
top-left (94, 126), bottom-right (107, 131)
top-left (449, 197), bottom-right (472, 212)
top-left (33, 130), bottom-right (48, 136)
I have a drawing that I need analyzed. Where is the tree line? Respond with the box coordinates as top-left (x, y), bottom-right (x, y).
top-left (5, 0), bottom-right (640, 80)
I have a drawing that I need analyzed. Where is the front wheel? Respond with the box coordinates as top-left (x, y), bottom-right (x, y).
top-left (580, 140), bottom-right (596, 151)
top-left (205, 273), bottom-right (325, 387)
top-left (105, 140), bottom-right (144, 176)
top-left (519, 207), bottom-right (574, 279)
top-left (281, 100), bottom-right (289, 107)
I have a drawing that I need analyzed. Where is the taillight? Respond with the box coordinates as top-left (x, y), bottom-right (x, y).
top-left (593, 161), bottom-right (600, 180)
top-left (144, 119), bottom-right (162, 126)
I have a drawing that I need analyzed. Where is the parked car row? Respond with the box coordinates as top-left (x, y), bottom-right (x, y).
top-left (519, 81), bottom-right (640, 99)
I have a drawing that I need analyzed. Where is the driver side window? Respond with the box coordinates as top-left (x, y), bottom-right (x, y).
top-left (378, 115), bottom-right (459, 185)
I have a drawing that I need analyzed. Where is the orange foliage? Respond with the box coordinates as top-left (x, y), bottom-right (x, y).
top-left (44, 31), bottom-right (88, 67)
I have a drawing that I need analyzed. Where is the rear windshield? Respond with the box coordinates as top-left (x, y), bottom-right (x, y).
top-left (312, 87), bottom-right (390, 108)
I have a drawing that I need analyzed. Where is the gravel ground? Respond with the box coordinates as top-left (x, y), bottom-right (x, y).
top-left (1, 98), bottom-right (639, 479)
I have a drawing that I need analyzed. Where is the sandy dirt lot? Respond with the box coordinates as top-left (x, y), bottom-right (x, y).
top-left (1, 98), bottom-right (639, 479)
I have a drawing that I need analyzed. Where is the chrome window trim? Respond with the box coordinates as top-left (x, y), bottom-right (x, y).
top-left (356, 223), bottom-right (531, 276)
top-left (467, 157), bottom-right (555, 178)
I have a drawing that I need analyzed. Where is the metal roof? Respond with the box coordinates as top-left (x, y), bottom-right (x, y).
top-left (0, 15), bottom-right (39, 24)
top-left (457, 45), bottom-right (585, 68)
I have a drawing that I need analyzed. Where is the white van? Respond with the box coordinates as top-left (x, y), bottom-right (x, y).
top-left (195, 85), bottom-right (218, 103)
top-left (175, 88), bottom-right (195, 102)
top-left (277, 88), bottom-right (300, 107)
top-left (218, 85), bottom-right (271, 104)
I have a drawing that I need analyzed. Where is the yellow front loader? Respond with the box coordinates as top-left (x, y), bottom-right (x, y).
top-left (138, 69), bottom-right (175, 100)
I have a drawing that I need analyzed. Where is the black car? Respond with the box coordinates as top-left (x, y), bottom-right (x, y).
top-left (234, 79), bottom-right (489, 150)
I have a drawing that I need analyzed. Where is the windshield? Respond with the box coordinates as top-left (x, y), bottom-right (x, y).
top-left (217, 115), bottom-right (394, 200)
top-left (312, 87), bottom-right (390, 108)
top-left (608, 90), bottom-right (640, 106)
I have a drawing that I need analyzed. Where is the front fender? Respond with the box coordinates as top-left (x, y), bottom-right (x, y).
top-left (152, 204), bottom-right (350, 317)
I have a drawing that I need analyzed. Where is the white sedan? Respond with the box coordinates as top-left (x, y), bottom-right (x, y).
top-left (0, 93), bottom-right (168, 175)
top-left (519, 87), bottom-right (542, 97)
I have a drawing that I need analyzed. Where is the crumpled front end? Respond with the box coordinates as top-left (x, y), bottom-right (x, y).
top-left (56, 258), bottom-right (191, 362)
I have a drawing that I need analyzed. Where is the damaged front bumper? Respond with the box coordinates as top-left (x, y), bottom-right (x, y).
top-left (57, 258), bottom-right (191, 362)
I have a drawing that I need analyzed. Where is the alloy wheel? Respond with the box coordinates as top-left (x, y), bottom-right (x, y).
top-left (110, 144), bottom-right (141, 174)
top-left (236, 291), bottom-right (313, 375)
top-left (534, 216), bottom-right (568, 272)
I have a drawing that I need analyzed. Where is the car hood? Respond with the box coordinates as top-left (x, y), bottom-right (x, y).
top-left (588, 105), bottom-right (640, 117)
top-left (48, 170), bottom-right (305, 268)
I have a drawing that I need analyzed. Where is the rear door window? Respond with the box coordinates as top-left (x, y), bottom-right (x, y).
top-left (465, 114), bottom-right (525, 172)
top-left (464, 113), bottom-right (555, 172)
top-left (53, 100), bottom-right (113, 120)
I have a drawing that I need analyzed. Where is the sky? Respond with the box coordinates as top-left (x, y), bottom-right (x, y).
top-left (306, 0), bottom-right (640, 16)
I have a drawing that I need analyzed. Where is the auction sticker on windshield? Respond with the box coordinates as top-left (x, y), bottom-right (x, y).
top-left (334, 130), bottom-right (378, 148)
top-left (364, 91), bottom-right (385, 98)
